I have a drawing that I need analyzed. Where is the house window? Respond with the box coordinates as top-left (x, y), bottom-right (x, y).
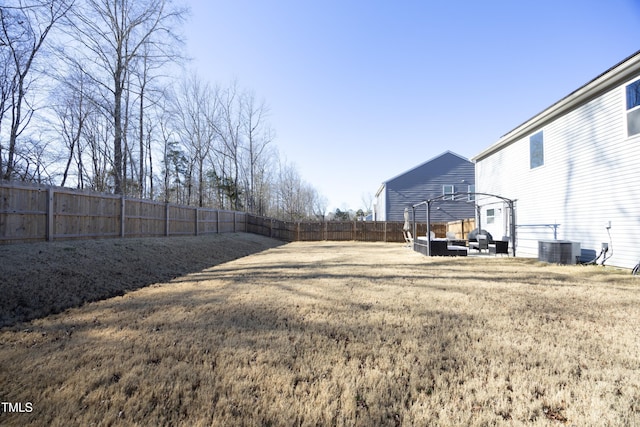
top-left (468, 185), bottom-right (475, 201)
top-left (530, 131), bottom-right (544, 169)
top-left (443, 185), bottom-right (454, 200)
top-left (627, 79), bottom-right (640, 137)
top-left (487, 208), bottom-right (495, 224)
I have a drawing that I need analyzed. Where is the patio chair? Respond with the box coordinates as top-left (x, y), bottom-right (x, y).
top-left (489, 239), bottom-right (509, 256)
top-left (471, 234), bottom-right (489, 252)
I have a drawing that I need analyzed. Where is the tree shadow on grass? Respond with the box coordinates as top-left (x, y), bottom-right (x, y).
top-left (0, 233), bottom-right (285, 328)
top-left (1, 280), bottom-right (483, 426)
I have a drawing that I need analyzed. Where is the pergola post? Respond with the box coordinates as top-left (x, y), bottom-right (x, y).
top-left (411, 206), bottom-right (416, 251)
top-left (426, 201), bottom-right (431, 256)
top-left (509, 200), bottom-right (517, 257)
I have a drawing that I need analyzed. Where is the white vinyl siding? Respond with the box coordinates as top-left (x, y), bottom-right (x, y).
top-left (374, 186), bottom-right (387, 221)
top-left (476, 82), bottom-right (640, 268)
top-left (627, 79), bottom-right (640, 136)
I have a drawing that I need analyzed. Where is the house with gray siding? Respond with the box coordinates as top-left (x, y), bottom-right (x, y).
top-left (473, 50), bottom-right (640, 269)
top-left (374, 151), bottom-right (475, 223)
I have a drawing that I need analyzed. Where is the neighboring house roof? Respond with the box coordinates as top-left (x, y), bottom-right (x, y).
top-left (378, 151), bottom-right (472, 191)
top-left (473, 49), bottom-right (640, 162)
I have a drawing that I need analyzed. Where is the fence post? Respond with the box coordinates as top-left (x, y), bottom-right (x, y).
top-left (216, 210), bottom-right (220, 233)
top-left (165, 203), bottom-right (170, 236)
top-left (46, 187), bottom-right (54, 241)
top-left (195, 207), bottom-right (199, 236)
top-left (233, 212), bottom-right (237, 232)
top-left (120, 195), bottom-right (126, 238)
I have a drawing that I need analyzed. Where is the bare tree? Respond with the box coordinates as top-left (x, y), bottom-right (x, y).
top-left (313, 192), bottom-right (328, 221)
top-left (361, 192), bottom-right (374, 217)
top-left (172, 74), bottom-right (219, 206)
top-left (67, 0), bottom-right (186, 194)
top-left (144, 113), bottom-right (155, 198)
top-left (275, 160), bottom-right (320, 221)
top-left (240, 90), bottom-right (274, 214)
top-left (0, 34), bottom-right (13, 175)
top-left (248, 142), bottom-right (275, 216)
top-left (0, 0), bottom-right (73, 180)
top-left (212, 82), bottom-right (243, 210)
top-left (135, 42), bottom-right (152, 198)
top-left (83, 111), bottom-right (113, 192)
top-left (52, 66), bottom-right (95, 187)
top-left (131, 36), bottom-right (180, 198)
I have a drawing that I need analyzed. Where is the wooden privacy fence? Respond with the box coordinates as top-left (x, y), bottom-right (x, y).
top-left (246, 215), bottom-right (475, 243)
top-left (0, 182), bottom-right (246, 243)
top-left (247, 215), bottom-right (425, 242)
top-left (1, 181), bottom-right (476, 244)
top-left (445, 218), bottom-right (477, 240)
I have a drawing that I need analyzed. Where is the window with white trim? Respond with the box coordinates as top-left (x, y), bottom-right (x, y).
top-left (443, 185), bottom-right (454, 200)
top-left (486, 208), bottom-right (495, 224)
top-left (627, 79), bottom-right (640, 137)
top-left (468, 185), bottom-right (475, 201)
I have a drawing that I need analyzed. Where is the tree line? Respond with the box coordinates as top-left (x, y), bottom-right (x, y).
top-left (0, 0), bottom-right (327, 221)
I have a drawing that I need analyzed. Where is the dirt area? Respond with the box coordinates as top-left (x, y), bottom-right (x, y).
top-left (0, 233), bottom-right (283, 327)
top-left (1, 238), bottom-right (640, 426)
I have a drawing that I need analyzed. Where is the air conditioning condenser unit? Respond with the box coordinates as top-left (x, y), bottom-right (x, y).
top-left (538, 240), bottom-right (581, 264)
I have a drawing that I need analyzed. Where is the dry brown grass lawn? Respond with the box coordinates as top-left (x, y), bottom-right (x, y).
top-left (1, 238), bottom-right (640, 426)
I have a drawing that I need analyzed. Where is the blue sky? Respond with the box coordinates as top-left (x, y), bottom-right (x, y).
top-left (183, 0), bottom-right (640, 212)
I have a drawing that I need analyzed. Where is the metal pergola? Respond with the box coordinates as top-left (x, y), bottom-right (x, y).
top-left (411, 192), bottom-right (517, 257)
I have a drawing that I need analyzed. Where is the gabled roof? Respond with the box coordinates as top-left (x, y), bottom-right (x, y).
top-left (376, 151), bottom-right (471, 196)
top-left (473, 49), bottom-right (640, 162)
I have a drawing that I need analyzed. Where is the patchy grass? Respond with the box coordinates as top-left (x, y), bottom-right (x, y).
top-left (1, 240), bottom-right (639, 426)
